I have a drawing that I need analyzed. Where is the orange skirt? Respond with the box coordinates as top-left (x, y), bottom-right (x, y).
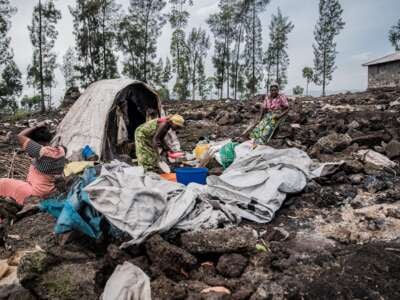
top-left (0, 165), bottom-right (56, 205)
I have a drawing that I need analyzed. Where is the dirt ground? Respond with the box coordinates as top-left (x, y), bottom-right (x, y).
top-left (0, 89), bottom-right (400, 299)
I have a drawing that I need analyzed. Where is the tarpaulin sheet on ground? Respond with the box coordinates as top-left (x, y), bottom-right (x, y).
top-left (39, 167), bottom-right (104, 239)
top-left (83, 145), bottom-right (332, 247)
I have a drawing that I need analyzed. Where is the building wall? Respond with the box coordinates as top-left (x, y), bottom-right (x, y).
top-left (368, 61), bottom-right (400, 89)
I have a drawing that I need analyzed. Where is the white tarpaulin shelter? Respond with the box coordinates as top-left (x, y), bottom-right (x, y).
top-left (53, 79), bottom-right (179, 160)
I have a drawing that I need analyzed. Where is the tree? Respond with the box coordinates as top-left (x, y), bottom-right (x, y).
top-left (293, 85), bottom-right (304, 95)
top-left (118, 0), bottom-right (166, 84)
top-left (243, 13), bottom-right (263, 97)
top-left (70, 0), bottom-right (120, 87)
top-left (0, 0), bottom-right (22, 113)
top-left (186, 27), bottom-right (210, 100)
top-left (0, 0), bottom-right (15, 66)
top-left (62, 47), bottom-right (78, 89)
top-left (313, 0), bottom-right (345, 96)
top-left (211, 41), bottom-right (226, 99)
top-left (197, 61), bottom-right (207, 100)
top-left (242, 0), bottom-right (270, 96)
top-left (389, 19), bottom-right (400, 51)
top-left (263, 46), bottom-right (274, 93)
top-left (208, 0), bottom-right (236, 99)
top-left (0, 60), bottom-right (22, 114)
top-left (21, 95), bottom-right (41, 112)
top-left (302, 66), bottom-right (314, 96)
top-left (170, 29), bottom-right (190, 100)
top-left (169, 0), bottom-right (193, 100)
top-left (27, 0), bottom-right (61, 112)
top-left (267, 8), bottom-right (294, 89)
top-left (151, 58), bottom-right (164, 88)
top-left (162, 57), bottom-right (172, 87)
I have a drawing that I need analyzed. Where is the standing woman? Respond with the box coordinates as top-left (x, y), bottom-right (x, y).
top-left (0, 123), bottom-right (66, 205)
top-left (135, 115), bottom-right (184, 171)
top-left (244, 84), bottom-right (289, 145)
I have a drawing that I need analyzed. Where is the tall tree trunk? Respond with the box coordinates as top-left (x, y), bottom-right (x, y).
top-left (306, 80), bottom-right (309, 96)
top-left (322, 48), bottom-right (326, 96)
top-left (102, 2), bottom-right (107, 78)
top-left (177, 2), bottom-right (182, 81)
top-left (85, 15), bottom-right (97, 83)
top-left (251, 1), bottom-right (256, 95)
top-left (234, 25), bottom-right (243, 101)
top-left (48, 86), bottom-right (52, 110)
top-left (226, 34), bottom-right (230, 99)
top-left (192, 57), bottom-right (197, 101)
top-left (143, 0), bottom-right (153, 82)
top-left (39, 0), bottom-right (45, 112)
top-left (276, 51), bottom-right (280, 85)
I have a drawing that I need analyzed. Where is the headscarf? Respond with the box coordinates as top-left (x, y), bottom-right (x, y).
top-left (168, 114), bottom-right (185, 127)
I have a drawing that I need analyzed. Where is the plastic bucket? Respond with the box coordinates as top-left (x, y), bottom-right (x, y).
top-left (160, 173), bottom-right (177, 182)
top-left (175, 168), bottom-right (208, 185)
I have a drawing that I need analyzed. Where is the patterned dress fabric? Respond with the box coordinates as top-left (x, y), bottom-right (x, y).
top-left (251, 94), bottom-right (289, 145)
top-left (135, 119), bottom-right (160, 171)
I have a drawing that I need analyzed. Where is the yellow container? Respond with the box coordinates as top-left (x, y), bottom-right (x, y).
top-left (194, 144), bottom-right (210, 160)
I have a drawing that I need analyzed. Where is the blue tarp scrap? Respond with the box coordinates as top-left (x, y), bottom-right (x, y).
top-left (40, 167), bottom-right (104, 239)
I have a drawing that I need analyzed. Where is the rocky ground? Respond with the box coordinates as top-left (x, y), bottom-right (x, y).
top-left (0, 89), bottom-right (400, 299)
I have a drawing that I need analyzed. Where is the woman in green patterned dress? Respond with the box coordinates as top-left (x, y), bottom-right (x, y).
top-left (135, 115), bottom-right (184, 171)
top-left (241, 84), bottom-right (289, 145)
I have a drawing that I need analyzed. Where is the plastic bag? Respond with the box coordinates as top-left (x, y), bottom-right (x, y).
top-left (219, 142), bottom-right (239, 169)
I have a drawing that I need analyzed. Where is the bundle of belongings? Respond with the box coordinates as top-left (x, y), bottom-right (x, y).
top-left (40, 143), bottom-right (337, 248)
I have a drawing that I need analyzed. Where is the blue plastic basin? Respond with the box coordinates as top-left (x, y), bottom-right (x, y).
top-left (175, 167), bottom-right (209, 185)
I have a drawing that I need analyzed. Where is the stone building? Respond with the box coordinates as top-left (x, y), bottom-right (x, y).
top-left (363, 52), bottom-right (400, 89)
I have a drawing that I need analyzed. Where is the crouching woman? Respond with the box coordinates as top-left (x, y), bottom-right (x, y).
top-left (0, 123), bottom-right (66, 205)
top-left (135, 115), bottom-right (184, 171)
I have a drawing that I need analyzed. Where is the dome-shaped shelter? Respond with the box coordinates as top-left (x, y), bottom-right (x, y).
top-left (53, 79), bottom-right (179, 160)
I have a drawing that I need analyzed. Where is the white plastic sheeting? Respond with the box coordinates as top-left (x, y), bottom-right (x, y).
top-left (85, 161), bottom-right (227, 247)
top-left (53, 79), bottom-right (138, 159)
top-left (85, 146), bottom-right (334, 248)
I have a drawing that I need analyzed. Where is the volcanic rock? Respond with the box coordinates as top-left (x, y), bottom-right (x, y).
top-left (216, 254), bottom-right (248, 278)
top-left (385, 140), bottom-right (400, 159)
top-left (181, 227), bottom-right (257, 254)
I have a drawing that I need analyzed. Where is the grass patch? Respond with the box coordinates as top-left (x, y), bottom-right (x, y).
top-left (46, 273), bottom-right (74, 299)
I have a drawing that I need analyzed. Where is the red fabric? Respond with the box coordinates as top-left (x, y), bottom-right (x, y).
top-left (158, 117), bottom-right (168, 123)
top-left (0, 165), bottom-right (56, 205)
top-left (264, 94), bottom-right (289, 111)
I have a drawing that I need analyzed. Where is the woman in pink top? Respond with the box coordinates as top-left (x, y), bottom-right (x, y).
top-left (0, 123), bottom-right (66, 206)
top-left (242, 84), bottom-right (290, 145)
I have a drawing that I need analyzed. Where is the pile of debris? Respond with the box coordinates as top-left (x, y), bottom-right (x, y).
top-left (0, 89), bottom-right (399, 299)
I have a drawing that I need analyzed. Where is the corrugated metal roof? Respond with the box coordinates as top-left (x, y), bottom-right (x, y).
top-left (363, 52), bottom-right (400, 66)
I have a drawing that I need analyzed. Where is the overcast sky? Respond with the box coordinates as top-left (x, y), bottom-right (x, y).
top-left (9, 0), bottom-right (400, 102)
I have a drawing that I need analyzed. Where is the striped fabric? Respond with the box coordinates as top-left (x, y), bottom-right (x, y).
top-left (25, 140), bottom-right (66, 175)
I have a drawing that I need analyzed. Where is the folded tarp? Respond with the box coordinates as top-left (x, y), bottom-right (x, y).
top-left (84, 161), bottom-right (230, 247)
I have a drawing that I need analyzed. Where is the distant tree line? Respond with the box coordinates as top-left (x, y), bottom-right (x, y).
top-left (5, 0), bottom-right (399, 113)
